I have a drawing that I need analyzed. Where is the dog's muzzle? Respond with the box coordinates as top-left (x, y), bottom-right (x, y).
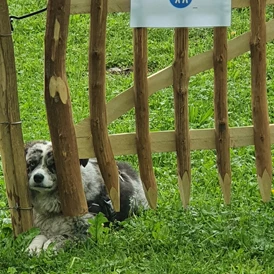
top-left (30, 171), bottom-right (55, 191)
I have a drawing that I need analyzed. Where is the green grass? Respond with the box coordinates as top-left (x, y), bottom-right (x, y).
top-left (1, 1), bottom-right (274, 273)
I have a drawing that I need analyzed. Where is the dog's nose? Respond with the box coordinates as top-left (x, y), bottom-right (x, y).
top-left (33, 173), bottom-right (44, 184)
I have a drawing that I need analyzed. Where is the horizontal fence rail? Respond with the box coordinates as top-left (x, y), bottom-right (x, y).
top-left (70, 0), bottom-right (274, 14)
top-left (77, 125), bottom-right (274, 158)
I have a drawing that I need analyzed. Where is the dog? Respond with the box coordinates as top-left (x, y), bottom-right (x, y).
top-left (25, 141), bottom-right (148, 254)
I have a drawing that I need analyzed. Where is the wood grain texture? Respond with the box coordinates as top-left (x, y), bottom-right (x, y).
top-left (0, 0), bottom-right (33, 236)
top-left (173, 28), bottom-right (191, 208)
top-left (89, 0), bottom-right (120, 211)
top-left (133, 28), bottom-right (157, 209)
top-left (45, 0), bottom-right (88, 216)
top-left (250, 0), bottom-right (272, 202)
top-left (213, 27), bottom-right (231, 204)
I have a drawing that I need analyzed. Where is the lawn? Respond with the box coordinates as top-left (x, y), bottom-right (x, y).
top-left (1, 0), bottom-right (274, 273)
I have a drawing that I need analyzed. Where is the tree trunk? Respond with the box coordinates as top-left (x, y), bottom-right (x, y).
top-left (173, 28), bottom-right (191, 208)
top-left (89, 0), bottom-right (120, 211)
top-left (44, 0), bottom-right (88, 216)
top-left (250, 0), bottom-right (272, 202)
top-left (134, 28), bottom-right (157, 209)
top-left (0, 0), bottom-right (33, 236)
top-left (213, 27), bottom-right (231, 204)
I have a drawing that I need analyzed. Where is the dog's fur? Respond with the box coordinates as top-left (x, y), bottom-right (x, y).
top-left (25, 141), bottom-right (148, 253)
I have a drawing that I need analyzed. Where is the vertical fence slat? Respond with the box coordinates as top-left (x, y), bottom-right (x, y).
top-left (89, 0), bottom-right (120, 211)
top-left (173, 28), bottom-right (191, 208)
top-left (250, 0), bottom-right (272, 202)
top-left (213, 27), bottom-right (232, 204)
top-left (0, 0), bottom-right (33, 235)
top-left (45, 0), bottom-right (88, 216)
top-left (134, 28), bottom-right (157, 209)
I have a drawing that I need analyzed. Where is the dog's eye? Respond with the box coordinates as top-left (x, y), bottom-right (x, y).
top-left (27, 161), bottom-right (38, 171)
top-left (47, 162), bottom-right (56, 173)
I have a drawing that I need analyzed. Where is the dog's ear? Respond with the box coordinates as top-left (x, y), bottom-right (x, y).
top-left (24, 140), bottom-right (48, 155)
top-left (24, 142), bottom-right (34, 155)
top-left (79, 159), bottom-right (89, 167)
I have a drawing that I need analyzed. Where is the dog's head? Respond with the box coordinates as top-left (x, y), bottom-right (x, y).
top-left (25, 141), bottom-right (57, 193)
top-left (25, 141), bottom-right (89, 192)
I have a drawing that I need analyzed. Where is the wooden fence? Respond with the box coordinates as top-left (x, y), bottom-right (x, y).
top-left (73, 0), bottom-right (274, 208)
top-left (1, 0), bottom-right (274, 235)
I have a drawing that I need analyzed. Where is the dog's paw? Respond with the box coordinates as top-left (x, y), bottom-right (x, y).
top-left (26, 235), bottom-right (48, 256)
top-left (42, 235), bottom-right (68, 252)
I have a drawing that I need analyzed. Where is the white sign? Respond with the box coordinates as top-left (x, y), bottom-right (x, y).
top-left (130, 0), bottom-right (231, 28)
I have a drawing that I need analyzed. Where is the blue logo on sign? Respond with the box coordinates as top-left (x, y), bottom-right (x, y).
top-left (170, 0), bottom-right (192, 8)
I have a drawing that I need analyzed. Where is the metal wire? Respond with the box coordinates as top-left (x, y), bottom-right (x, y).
top-left (0, 205), bottom-right (33, 211)
top-left (9, 7), bottom-right (47, 31)
top-left (0, 121), bottom-right (22, 125)
top-left (0, 33), bottom-right (12, 37)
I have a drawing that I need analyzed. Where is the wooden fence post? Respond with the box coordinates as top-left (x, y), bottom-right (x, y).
top-left (134, 28), bottom-right (157, 209)
top-left (0, 0), bottom-right (33, 236)
top-left (44, 0), bottom-right (88, 216)
top-left (89, 0), bottom-right (120, 211)
top-left (173, 28), bottom-right (191, 208)
top-left (250, 0), bottom-right (272, 202)
top-left (213, 27), bottom-right (232, 204)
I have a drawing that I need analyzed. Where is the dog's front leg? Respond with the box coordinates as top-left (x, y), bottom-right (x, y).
top-left (27, 234), bottom-right (48, 255)
top-left (42, 235), bottom-right (68, 252)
